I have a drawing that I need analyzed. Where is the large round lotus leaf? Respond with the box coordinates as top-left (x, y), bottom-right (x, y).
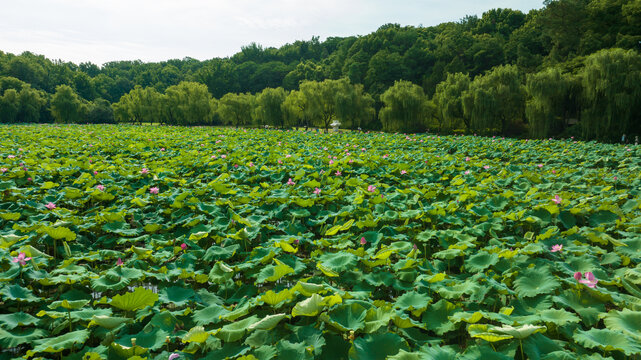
top-left (0, 284), bottom-right (41, 302)
top-left (573, 328), bottom-right (641, 356)
top-left (27, 329), bottom-right (90, 356)
top-left (490, 324), bottom-right (546, 339)
top-left (513, 267), bottom-right (560, 298)
top-left (394, 291), bottom-right (432, 312)
top-left (602, 309), bottom-right (641, 339)
top-left (465, 252), bottom-right (499, 272)
top-left (248, 313), bottom-right (288, 331)
top-left (421, 299), bottom-right (460, 335)
top-left (387, 349), bottom-right (421, 360)
top-left (215, 315), bottom-right (259, 343)
top-left (459, 344), bottom-right (514, 360)
top-left (292, 294), bottom-right (325, 317)
top-left (110, 287), bottom-right (158, 311)
top-left (538, 309), bottom-right (580, 326)
top-left (89, 315), bottom-right (132, 330)
top-left (159, 286), bottom-right (196, 307)
top-left (276, 340), bottom-right (310, 360)
top-left (326, 303), bottom-right (367, 332)
top-left (416, 345), bottom-right (457, 360)
top-left (0, 327), bottom-right (48, 348)
top-left (90, 266), bottom-right (142, 292)
top-left (0, 312), bottom-right (40, 329)
top-left (319, 252), bottom-right (358, 272)
top-left (349, 333), bottom-right (408, 360)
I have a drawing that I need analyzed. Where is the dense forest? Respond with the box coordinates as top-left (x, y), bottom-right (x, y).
top-left (1, 0), bottom-right (640, 141)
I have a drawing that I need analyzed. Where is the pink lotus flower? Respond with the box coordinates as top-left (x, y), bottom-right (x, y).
top-left (278, 160), bottom-right (283, 164)
top-left (575, 272), bottom-right (598, 288)
top-left (0, 168), bottom-right (7, 173)
top-left (161, 148), bottom-right (165, 151)
top-left (335, 171), bottom-right (342, 176)
top-left (149, 187), bottom-right (159, 194)
top-left (413, 244), bottom-right (418, 250)
top-left (12, 252), bottom-right (32, 266)
top-left (360, 237), bottom-right (367, 245)
top-left (169, 353), bottom-right (180, 360)
top-left (96, 185), bottom-right (105, 191)
top-left (483, 165), bottom-right (490, 170)
top-left (27, 177), bottom-right (32, 181)
top-left (248, 162), bottom-right (254, 167)
top-left (614, 176), bottom-right (618, 181)
top-left (285, 154), bottom-right (291, 158)
top-left (313, 187), bottom-right (321, 195)
top-left (465, 170), bottom-right (470, 175)
top-left (221, 155), bottom-right (227, 159)
top-left (286, 178), bottom-right (295, 185)
top-left (181, 243), bottom-right (187, 250)
top-left (141, 168), bottom-right (149, 174)
top-left (465, 157), bottom-right (470, 161)
top-left (7, 155), bottom-right (15, 159)
top-left (551, 170), bottom-right (556, 174)
top-left (550, 244), bottom-right (563, 252)
top-left (294, 239), bottom-right (299, 245)
top-left (552, 195), bottom-right (562, 205)
top-left (211, 155), bottom-right (217, 159)
top-left (400, 170), bottom-right (407, 175)
top-left (234, 164), bottom-right (239, 168)
top-left (329, 160), bottom-right (334, 165)
top-left (93, 171), bottom-right (98, 175)
top-left (382, 154), bottom-right (389, 159)
top-left (117, 258), bottom-right (123, 266)
top-left (45, 202), bottom-right (56, 210)
top-left (367, 185), bottom-right (376, 192)
top-left (538, 164), bottom-right (543, 168)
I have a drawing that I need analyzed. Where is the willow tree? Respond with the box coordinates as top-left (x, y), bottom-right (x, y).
top-left (51, 84), bottom-right (86, 124)
top-left (282, 90), bottom-right (309, 129)
top-left (217, 92), bottom-right (255, 127)
top-left (112, 85), bottom-right (162, 124)
top-left (580, 48), bottom-right (641, 141)
top-left (463, 65), bottom-right (525, 135)
top-left (379, 80), bottom-right (430, 133)
top-left (255, 87), bottom-right (287, 128)
top-left (525, 67), bottom-right (580, 138)
top-left (299, 79), bottom-right (341, 132)
top-left (434, 72), bottom-right (471, 132)
top-left (334, 81), bottom-right (375, 130)
top-left (163, 82), bottom-right (214, 126)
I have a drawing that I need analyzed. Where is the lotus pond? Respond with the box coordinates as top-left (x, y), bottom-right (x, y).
top-left (1, 124), bottom-right (641, 359)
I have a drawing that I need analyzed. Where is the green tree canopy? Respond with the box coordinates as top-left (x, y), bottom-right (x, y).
top-left (379, 80), bottom-right (430, 133)
top-left (255, 87), bottom-right (288, 128)
top-left (50, 85), bottom-right (85, 124)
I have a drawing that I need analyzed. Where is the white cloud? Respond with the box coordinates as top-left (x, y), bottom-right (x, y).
top-left (0, 0), bottom-right (543, 65)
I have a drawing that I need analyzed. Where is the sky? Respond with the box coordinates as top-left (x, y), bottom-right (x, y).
top-left (1, 0), bottom-right (543, 66)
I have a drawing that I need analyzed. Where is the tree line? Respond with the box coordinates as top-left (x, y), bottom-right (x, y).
top-left (1, 0), bottom-right (640, 141)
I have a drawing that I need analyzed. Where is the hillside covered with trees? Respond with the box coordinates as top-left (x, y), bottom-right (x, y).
top-left (1, 0), bottom-right (640, 141)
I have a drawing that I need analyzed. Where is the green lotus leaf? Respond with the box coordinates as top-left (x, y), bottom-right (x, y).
top-left (248, 313), bottom-right (288, 331)
top-left (42, 226), bottom-right (76, 241)
top-left (416, 345), bottom-right (457, 360)
top-left (90, 266), bottom-right (143, 291)
top-left (421, 299), bottom-right (460, 335)
top-left (513, 267), bottom-right (560, 297)
top-left (0, 312), bottom-right (40, 329)
top-left (538, 309), bottom-right (581, 326)
top-left (490, 324), bottom-right (546, 339)
top-left (363, 305), bottom-right (394, 333)
top-left (292, 294), bottom-right (325, 317)
top-left (49, 299), bottom-right (90, 310)
top-left (349, 332), bottom-right (409, 360)
top-left (89, 315), bottom-right (132, 330)
top-left (602, 309), bottom-right (641, 339)
top-left (159, 286), bottom-right (196, 307)
top-left (465, 252), bottom-right (499, 272)
top-left (216, 315), bottom-right (259, 343)
top-left (319, 252), bottom-right (358, 272)
top-left (387, 349), bottom-right (421, 360)
top-left (394, 291), bottom-right (432, 315)
top-left (276, 340), bottom-right (311, 360)
top-left (573, 328), bottom-right (641, 356)
top-left (256, 262), bottom-right (294, 283)
top-left (110, 287), bottom-right (158, 312)
top-left (208, 261), bottom-right (234, 284)
top-left (183, 325), bottom-right (209, 343)
top-left (27, 329), bottom-right (90, 356)
top-left (326, 303), bottom-right (368, 332)
top-left (0, 284), bottom-right (41, 302)
top-left (0, 327), bottom-right (48, 348)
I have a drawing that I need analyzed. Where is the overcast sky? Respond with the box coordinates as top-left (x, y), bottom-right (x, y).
top-left (1, 0), bottom-right (543, 66)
